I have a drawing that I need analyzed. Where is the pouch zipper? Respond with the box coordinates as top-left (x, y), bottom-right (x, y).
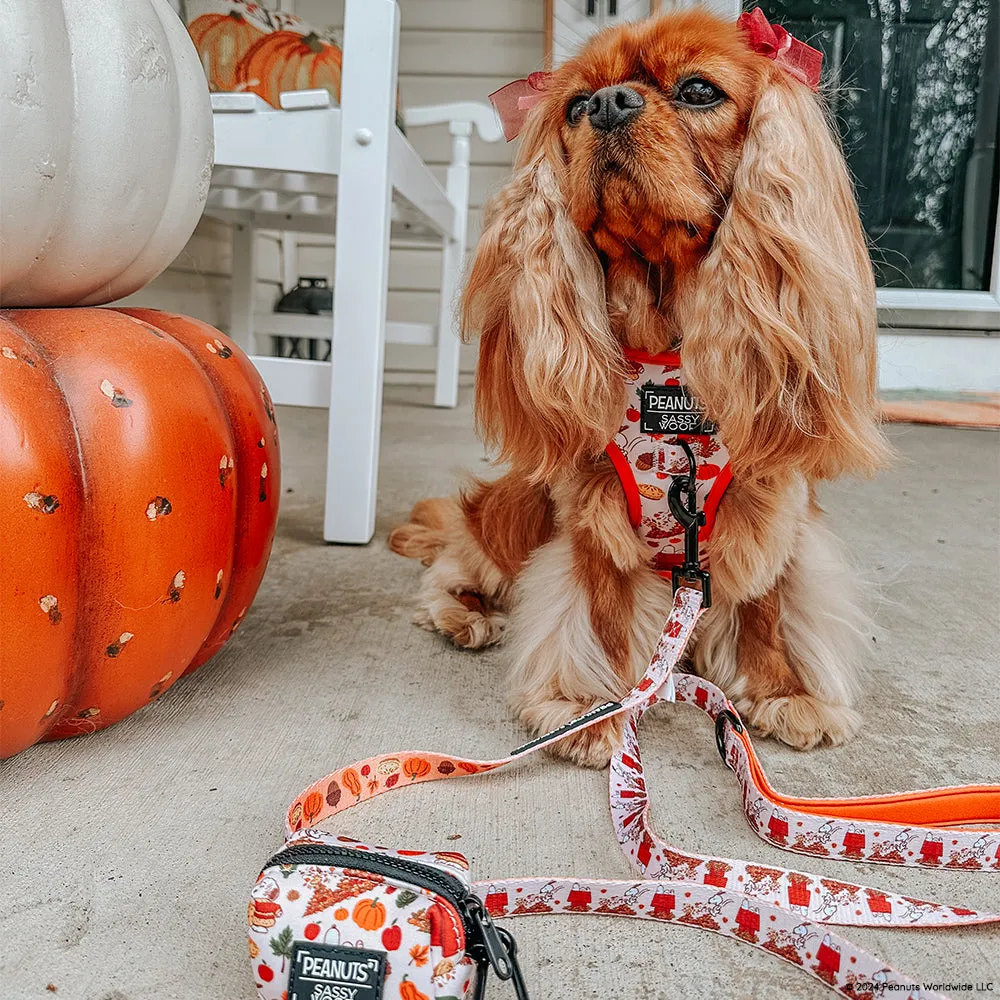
top-left (263, 843), bottom-right (527, 998)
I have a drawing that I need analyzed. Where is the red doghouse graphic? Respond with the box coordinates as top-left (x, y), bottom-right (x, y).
top-left (566, 883), bottom-right (593, 912)
top-left (919, 832), bottom-right (944, 866)
top-left (768, 810), bottom-right (790, 845)
top-left (484, 884), bottom-right (509, 916)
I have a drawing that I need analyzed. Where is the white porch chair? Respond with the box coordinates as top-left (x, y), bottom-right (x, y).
top-left (204, 0), bottom-right (502, 543)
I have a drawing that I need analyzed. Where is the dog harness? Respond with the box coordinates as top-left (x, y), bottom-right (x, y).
top-left (606, 349), bottom-right (732, 587)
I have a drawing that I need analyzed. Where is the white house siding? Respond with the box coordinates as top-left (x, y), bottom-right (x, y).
top-left (117, 1), bottom-right (542, 378)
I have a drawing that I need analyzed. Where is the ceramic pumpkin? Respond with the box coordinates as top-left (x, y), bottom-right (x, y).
top-left (0, 308), bottom-right (279, 759)
top-left (187, 9), bottom-right (266, 91)
top-left (0, 0), bottom-right (213, 308)
top-left (236, 29), bottom-right (343, 108)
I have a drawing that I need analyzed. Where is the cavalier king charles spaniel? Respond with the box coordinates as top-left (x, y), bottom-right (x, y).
top-left (389, 9), bottom-right (889, 767)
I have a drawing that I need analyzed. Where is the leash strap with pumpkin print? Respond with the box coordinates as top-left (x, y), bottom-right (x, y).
top-left (286, 587), bottom-right (999, 999)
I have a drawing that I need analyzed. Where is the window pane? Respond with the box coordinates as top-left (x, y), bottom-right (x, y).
top-left (760, 0), bottom-right (998, 290)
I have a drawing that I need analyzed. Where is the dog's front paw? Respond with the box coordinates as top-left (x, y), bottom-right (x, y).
top-left (737, 692), bottom-right (860, 750)
top-left (413, 590), bottom-right (506, 649)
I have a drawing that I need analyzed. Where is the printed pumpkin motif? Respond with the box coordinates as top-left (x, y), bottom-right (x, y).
top-left (0, 308), bottom-right (280, 759)
top-left (237, 29), bottom-right (343, 108)
top-left (187, 9), bottom-right (266, 91)
top-left (403, 757), bottom-right (432, 781)
top-left (353, 898), bottom-right (386, 931)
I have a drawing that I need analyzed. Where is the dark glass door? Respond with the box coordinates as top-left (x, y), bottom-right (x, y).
top-left (761, 0), bottom-right (998, 290)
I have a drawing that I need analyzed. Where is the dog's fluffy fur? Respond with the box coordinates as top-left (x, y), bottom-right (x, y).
top-left (390, 10), bottom-right (889, 766)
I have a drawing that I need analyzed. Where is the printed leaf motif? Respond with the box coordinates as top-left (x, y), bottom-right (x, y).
top-left (409, 944), bottom-right (430, 968)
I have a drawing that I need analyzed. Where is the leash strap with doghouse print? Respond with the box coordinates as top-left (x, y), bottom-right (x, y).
top-left (286, 587), bottom-right (1000, 999)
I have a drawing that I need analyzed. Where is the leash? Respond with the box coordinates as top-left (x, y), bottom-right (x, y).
top-left (285, 586), bottom-right (1000, 999)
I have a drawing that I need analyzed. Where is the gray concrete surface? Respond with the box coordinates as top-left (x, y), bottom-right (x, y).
top-left (2, 387), bottom-right (998, 1000)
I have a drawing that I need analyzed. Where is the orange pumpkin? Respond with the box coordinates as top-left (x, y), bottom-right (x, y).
top-left (188, 11), bottom-right (267, 92)
top-left (302, 790), bottom-right (324, 824)
top-left (352, 898), bottom-right (386, 931)
top-left (403, 757), bottom-right (432, 781)
top-left (236, 30), bottom-right (343, 108)
top-left (399, 977), bottom-right (430, 1000)
top-left (0, 308), bottom-right (279, 759)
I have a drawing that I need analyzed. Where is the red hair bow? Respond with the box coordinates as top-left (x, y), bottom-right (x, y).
top-left (489, 71), bottom-right (551, 141)
top-left (737, 8), bottom-right (823, 90)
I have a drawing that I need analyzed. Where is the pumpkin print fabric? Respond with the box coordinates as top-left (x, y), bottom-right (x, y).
top-left (259, 588), bottom-right (1000, 1000)
top-left (252, 831), bottom-right (478, 999)
top-left (0, 308), bottom-right (279, 758)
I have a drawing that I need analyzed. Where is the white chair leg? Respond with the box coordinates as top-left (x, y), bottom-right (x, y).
top-left (323, 0), bottom-right (400, 544)
top-left (280, 231), bottom-right (298, 293)
top-left (433, 122), bottom-right (472, 409)
top-left (230, 220), bottom-right (257, 354)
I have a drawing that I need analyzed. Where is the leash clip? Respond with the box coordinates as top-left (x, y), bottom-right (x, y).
top-left (668, 439), bottom-right (713, 608)
top-left (714, 709), bottom-right (744, 764)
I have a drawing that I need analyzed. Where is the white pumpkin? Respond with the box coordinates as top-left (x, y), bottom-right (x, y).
top-left (0, 0), bottom-right (213, 307)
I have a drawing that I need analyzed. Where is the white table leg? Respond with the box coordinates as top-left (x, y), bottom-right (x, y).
top-left (433, 123), bottom-right (472, 409)
top-left (229, 220), bottom-right (257, 354)
top-left (323, 0), bottom-right (400, 544)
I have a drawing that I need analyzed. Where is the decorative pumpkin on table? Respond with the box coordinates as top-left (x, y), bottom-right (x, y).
top-left (0, 309), bottom-right (280, 759)
top-left (0, 0), bottom-right (213, 307)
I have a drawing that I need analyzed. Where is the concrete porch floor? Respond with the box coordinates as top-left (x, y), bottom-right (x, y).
top-left (2, 386), bottom-right (998, 1000)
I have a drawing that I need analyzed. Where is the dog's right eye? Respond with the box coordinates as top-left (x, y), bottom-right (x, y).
top-left (567, 95), bottom-right (590, 126)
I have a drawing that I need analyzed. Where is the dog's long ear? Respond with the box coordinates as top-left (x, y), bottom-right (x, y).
top-left (461, 115), bottom-right (626, 482)
top-left (679, 74), bottom-right (890, 480)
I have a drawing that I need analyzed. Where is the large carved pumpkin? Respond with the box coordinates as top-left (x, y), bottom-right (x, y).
top-left (0, 0), bottom-right (213, 307)
top-left (0, 308), bottom-right (280, 759)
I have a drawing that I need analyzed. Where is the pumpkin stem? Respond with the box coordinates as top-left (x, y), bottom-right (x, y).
top-left (302, 32), bottom-right (326, 54)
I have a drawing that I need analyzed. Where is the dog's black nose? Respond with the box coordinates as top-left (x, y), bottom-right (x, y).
top-left (588, 85), bottom-right (644, 131)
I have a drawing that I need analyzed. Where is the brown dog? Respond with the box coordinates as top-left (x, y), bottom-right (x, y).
top-left (391, 10), bottom-right (888, 767)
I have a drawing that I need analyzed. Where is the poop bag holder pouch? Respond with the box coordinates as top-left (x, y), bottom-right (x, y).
top-left (250, 827), bottom-right (524, 1000)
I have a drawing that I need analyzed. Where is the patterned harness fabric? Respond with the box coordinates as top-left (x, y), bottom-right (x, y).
top-left (606, 349), bottom-right (732, 575)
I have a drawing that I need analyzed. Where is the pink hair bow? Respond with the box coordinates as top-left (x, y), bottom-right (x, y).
top-left (737, 8), bottom-right (823, 90)
top-left (488, 71), bottom-right (552, 141)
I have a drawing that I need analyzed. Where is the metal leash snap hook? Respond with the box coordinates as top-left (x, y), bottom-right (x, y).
top-left (714, 709), bottom-right (744, 764)
top-left (497, 927), bottom-right (530, 999)
top-left (668, 438), bottom-right (713, 608)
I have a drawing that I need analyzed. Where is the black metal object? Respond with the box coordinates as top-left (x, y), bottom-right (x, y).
top-left (271, 276), bottom-right (333, 361)
top-left (715, 709), bottom-right (744, 763)
top-left (667, 439), bottom-right (712, 608)
top-left (275, 275), bottom-right (333, 315)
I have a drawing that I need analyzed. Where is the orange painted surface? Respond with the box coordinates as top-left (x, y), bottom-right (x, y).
top-left (0, 309), bottom-right (280, 759)
top-left (237, 30), bottom-right (343, 108)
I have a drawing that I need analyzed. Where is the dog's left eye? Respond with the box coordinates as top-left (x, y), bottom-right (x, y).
top-left (675, 78), bottom-right (725, 109)
top-left (566, 95), bottom-right (590, 126)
